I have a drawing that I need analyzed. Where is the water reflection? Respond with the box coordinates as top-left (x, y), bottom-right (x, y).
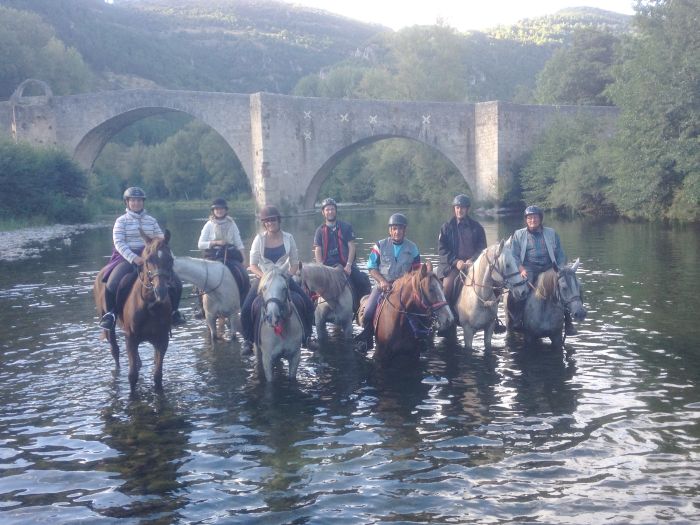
top-left (1, 209), bottom-right (700, 523)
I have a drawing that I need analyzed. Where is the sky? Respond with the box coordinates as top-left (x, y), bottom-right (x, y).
top-left (285, 0), bottom-right (636, 32)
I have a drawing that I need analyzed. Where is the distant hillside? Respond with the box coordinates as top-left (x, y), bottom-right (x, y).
top-left (2, 0), bottom-right (386, 93)
top-left (487, 7), bottom-right (631, 44)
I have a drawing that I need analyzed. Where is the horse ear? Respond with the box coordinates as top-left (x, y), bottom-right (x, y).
top-left (420, 262), bottom-right (428, 277)
top-left (163, 229), bottom-right (171, 244)
top-left (498, 239), bottom-right (505, 254)
top-left (279, 256), bottom-right (291, 274)
top-left (571, 258), bottom-right (580, 272)
top-left (425, 260), bottom-right (433, 274)
top-left (139, 227), bottom-right (152, 244)
top-left (298, 260), bottom-right (303, 273)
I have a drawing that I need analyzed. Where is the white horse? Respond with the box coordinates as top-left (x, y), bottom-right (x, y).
top-left (256, 265), bottom-right (304, 381)
top-left (299, 262), bottom-right (354, 342)
top-left (173, 257), bottom-right (242, 341)
top-left (454, 240), bottom-right (529, 349)
top-left (509, 259), bottom-right (586, 349)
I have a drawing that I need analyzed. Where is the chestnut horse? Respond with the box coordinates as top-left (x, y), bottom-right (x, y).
top-left (359, 261), bottom-right (454, 363)
top-left (94, 231), bottom-right (174, 389)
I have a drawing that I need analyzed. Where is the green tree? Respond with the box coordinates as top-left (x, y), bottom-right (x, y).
top-left (520, 117), bottom-right (614, 215)
top-left (0, 6), bottom-right (93, 99)
top-left (606, 0), bottom-right (700, 219)
top-left (534, 28), bottom-right (619, 105)
top-left (0, 139), bottom-right (89, 222)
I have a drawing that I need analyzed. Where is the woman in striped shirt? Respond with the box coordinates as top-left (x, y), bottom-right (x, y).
top-left (98, 187), bottom-right (185, 329)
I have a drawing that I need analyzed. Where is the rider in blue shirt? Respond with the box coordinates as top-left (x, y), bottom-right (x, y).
top-left (508, 205), bottom-right (576, 335)
top-left (355, 213), bottom-right (420, 349)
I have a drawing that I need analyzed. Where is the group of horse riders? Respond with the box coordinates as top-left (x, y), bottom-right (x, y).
top-left (98, 187), bottom-right (578, 349)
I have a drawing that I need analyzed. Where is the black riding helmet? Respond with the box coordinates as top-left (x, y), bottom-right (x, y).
top-left (452, 194), bottom-right (471, 207)
top-left (320, 197), bottom-right (337, 211)
top-left (388, 213), bottom-right (408, 227)
top-left (211, 198), bottom-right (228, 210)
top-left (524, 205), bottom-right (544, 219)
top-left (123, 186), bottom-right (146, 202)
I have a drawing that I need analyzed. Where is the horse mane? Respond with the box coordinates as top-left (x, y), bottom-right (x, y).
top-left (302, 263), bottom-right (347, 300)
top-left (534, 269), bottom-right (558, 300)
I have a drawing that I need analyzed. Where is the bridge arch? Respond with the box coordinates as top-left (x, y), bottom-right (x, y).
top-left (303, 134), bottom-right (471, 210)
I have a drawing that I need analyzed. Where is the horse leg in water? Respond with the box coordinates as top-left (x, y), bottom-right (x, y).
top-left (124, 336), bottom-right (143, 389)
top-left (288, 348), bottom-right (301, 380)
top-left (151, 336), bottom-right (169, 388)
top-left (483, 320), bottom-right (496, 350)
top-left (106, 327), bottom-right (120, 365)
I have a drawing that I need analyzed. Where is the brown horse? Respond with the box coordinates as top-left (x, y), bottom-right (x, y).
top-left (94, 231), bottom-right (174, 389)
top-left (359, 261), bottom-right (454, 363)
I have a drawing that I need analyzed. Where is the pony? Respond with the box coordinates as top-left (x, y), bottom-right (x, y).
top-left (173, 257), bottom-right (244, 341)
top-left (299, 262), bottom-right (354, 342)
top-left (453, 240), bottom-right (529, 349)
top-left (256, 265), bottom-right (304, 381)
top-left (507, 259), bottom-right (586, 348)
top-left (93, 231), bottom-right (174, 389)
top-left (358, 261), bottom-right (454, 363)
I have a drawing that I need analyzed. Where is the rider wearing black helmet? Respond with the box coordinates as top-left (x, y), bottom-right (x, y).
top-left (193, 197), bottom-right (250, 319)
top-left (313, 197), bottom-right (371, 308)
top-left (98, 187), bottom-right (185, 329)
top-left (508, 205), bottom-right (576, 335)
top-left (437, 194), bottom-right (487, 305)
top-left (354, 212), bottom-right (421, 350)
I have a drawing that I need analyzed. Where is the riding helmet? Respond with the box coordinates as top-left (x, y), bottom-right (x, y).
top-left (524, 205), bottom-right (544, 218)
top-left (123, 186), bottom-right (146, 201)
top-left (452, 194), bottom-right (471, 208)
top-left (259, 205), bottom-right (281, 221)
top-left (320, 197), bottom-right (337, 210)
top-left (388, 213), bottom-right (408, 227)
top-left (210, 198), bottom-right (228, 210)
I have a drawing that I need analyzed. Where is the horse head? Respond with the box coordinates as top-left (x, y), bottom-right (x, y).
top-left (260, 266), bottom-right (291, 332)
top-left (416, 261), bottom-right (454, 331)
top-left (139, 229), bottom-right (173, 304)
top-left (559, 259), bottom-right (586, 321)
top-left (497, 239), bottom-right (528, 301)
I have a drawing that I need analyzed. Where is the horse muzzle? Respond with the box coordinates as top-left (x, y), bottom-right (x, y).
top-left (572, 305), bottom-right (587, 321)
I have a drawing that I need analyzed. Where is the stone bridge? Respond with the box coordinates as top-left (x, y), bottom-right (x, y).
top-left (0, 79), bottom-right (618, 211)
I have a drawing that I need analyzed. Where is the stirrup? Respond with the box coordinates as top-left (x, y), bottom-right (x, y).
top-left (99, 312), bottom-right (115, 330)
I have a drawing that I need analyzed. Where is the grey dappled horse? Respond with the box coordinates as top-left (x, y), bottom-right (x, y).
top-left (454, 240), bottom-right (528, 349)
top-left (299, 262), bottom-right (354, 342)
top-left (508, 259), bottom-right (586, 348)
top-left (256, 264), bottom-right (304, 381)
top-left (173, 257), bottom-right (243, 341)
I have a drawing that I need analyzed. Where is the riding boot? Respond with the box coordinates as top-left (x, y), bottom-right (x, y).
top-left (509, 300), bottom-right (525, 331)
top-left (493, 317), bottom-right (507, 334)
top-left (169, 281), bottom-right (186, 326)
top-left (99, 289), bottom-right (117, 329)
top-left (241, 340), bottom-right (254, 356)
top-left (353, 319), bottom-right (374, 351)
top-left (193, 289), bottom-right (205, 320)
top-left (564, 311), bottom-right (578, 336)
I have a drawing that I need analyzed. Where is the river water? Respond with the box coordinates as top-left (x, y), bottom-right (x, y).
top-left (1, 206), bottom-right (699, 524)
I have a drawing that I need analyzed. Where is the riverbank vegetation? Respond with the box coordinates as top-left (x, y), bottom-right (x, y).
top-left (0, 0), bottom-right (697, 222)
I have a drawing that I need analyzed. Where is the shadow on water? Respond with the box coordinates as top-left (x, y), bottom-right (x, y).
top-left (99, 391), bottom-right (192, 521)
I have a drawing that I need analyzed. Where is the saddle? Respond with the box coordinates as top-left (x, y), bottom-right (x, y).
top-left (114, 270), bottom-right (138, 315)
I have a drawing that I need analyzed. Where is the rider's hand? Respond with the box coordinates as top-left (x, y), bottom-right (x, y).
top-left (133, 255), bottom-right (144, 266)
top-left (344, 263), bottom-right (352, 275)
top-left (380, 280), bottom-right (392, 292)
top-left (519, 265), bottom-right (528, 279)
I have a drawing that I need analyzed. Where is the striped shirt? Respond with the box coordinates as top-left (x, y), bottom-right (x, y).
top-left (113, 209), bottom-right (163, 263)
